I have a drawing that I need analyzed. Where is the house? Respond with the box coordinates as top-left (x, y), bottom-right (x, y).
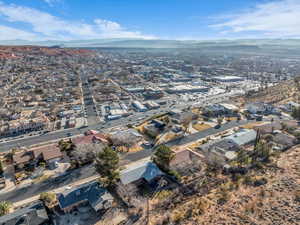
top-left (198, 129), bottom-right (256, 166)
top-left (199, 139), bottom-right (239, 166)
top-left (246, 102), bottom-right (277, 115)
top-left (284, 101), bottom-right (300, 112)
top-left (144, 123), bottom-right (161, 138)
top-left (57, 181), bottom-right (113, 213)
top-left (170, 149), bottom-right (203, 175)
top-left (120, 161), bottom-right (164, 186)
top-left (110, 129), bottom-right (144, 147)
top-left (224, 129), bottom-right (257, 147)
top-left (169, 111), bottom-right (197, 124)
top-left (72, 133), bottom-right (109, 146)
top-left (202, 104), bottom-right (236, 117)
top-left (0, 201), bottom-right (49, 225)
top-left (272, 132), bottom-right (297, 150)
top-left (254, 122), bottom-right (282, 134)
top-left (13, 143), bottom-right (63, 170)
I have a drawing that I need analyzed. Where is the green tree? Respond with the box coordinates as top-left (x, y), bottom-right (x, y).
top-left (152, 145), bottom-right (175, 172)
top-left (0, 161), bottom-right (4, 175)
top-left (39, 192), bottom-right (57, 208)
top-left (292, 107), bottom-right (300, 120)
top-left (253, 140), bottom-right (272, 162)
top-left (0, 201), bottom-right (11, 216)
top-left (95, 146), bottom-right (120, 187)
top-left (58, 139), bottom-right (75, 152)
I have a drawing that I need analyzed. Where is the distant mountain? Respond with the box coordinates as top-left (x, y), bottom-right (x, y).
top-left (1, 38), bottom-right (300, 49)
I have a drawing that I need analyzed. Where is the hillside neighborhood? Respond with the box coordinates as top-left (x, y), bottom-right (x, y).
top-left (0, 45), bottom-right (299, 225)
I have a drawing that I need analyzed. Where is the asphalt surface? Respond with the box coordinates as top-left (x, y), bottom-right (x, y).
top-left (0, 88), bottom-right (239, 151)
top-left (166, 120), bottom-right (249, 147)
top-left (0, 120), bottom-right (246, 203)
top-left (0, 147), bottom-right (153, 203)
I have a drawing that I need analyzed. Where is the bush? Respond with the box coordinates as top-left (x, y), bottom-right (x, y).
top-left (168, 170), bottom-right (181, 181)
top-left (39, 192), bottom-right (57, 207)
top-left (253, 177), bottom-right (268, 187)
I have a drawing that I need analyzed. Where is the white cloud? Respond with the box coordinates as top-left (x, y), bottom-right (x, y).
top-left (42, 0), bottom-right (60, 7)
top-left (0, 25), bottom-right (38, 40)
top-left (211, 0), bottom-right (300, 38)
top-left (0, 2), bottom-right (155, 40)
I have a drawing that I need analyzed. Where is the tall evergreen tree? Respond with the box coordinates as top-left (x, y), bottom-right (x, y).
top-left (95, 146), bottom-right (120, 187)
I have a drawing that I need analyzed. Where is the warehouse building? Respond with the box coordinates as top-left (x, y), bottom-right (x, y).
top-left (212, 76), bottom-right (244, 83)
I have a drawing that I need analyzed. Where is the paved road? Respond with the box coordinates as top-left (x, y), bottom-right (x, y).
top-left (0, 88), bottom-right (240, 151)
top-left (0, 120), bottom-right (247, 203)
top-left (0, 148), bottom-right (154, 203)
top-left (166, 120), bottom-right (249, 147)
top-left (0, 105), bottom-right (171, 152)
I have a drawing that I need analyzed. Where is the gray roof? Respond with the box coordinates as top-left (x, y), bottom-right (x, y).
top-left (0, 201), bottom-right (48, 225)
top-left (200, 138), bottom-right (239, 152)
top-left (120, 161), bottom-right (164, 185)
top-left (225, 129), bottom-right (257, 146)
top-left (57, 181), bottom-right (113, 211)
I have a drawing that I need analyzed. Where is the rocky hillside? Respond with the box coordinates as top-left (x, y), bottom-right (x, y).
top-left (0, 46), bottom-right (94, 59)
top-left (147, 146), bottom-right (300, 225)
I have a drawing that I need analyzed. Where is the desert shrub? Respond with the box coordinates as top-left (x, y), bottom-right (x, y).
top-left (155, 190), bottom-right (173, 201)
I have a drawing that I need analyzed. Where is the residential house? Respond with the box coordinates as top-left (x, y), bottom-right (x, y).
top-left (0, 201), bottom-right (49, 225)
top-left (254, 122), bottom-right (282, 134)
top-left (110, 129), bottom-right (144, 148)
top-left (198, 129), bottom-right (257, 166)
top-left (284, 101), bottom-right (300, 112)
top-left (224, 129), bottom-right (257, 147)
top-left (144, 120), bottom-right (166, 138)
top-left (199, 139), bottom-right (240, 165)
top-left (272, 132), bottom-right (298, 150)
top-left (202, 103), bottom-right (237, 117)
top-left (120, 161), bottom-right (164, 186)
top-left (170, 149), bottom-right (203, 176)
top-left (246, 102), bottom-right (278, 115)
top-left (169, 111), bottom-right (197, 124)
top-left (13, 143), bottom-right (63, 170)
top-left (72, 133), bottom-right (109, 146)
top-left (57, 181), bottom-right (113, 213)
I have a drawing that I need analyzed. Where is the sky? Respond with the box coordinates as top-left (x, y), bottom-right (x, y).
top-left (0, 0), bottom-right (299, 41)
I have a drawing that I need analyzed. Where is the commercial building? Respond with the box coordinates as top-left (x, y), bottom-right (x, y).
top-left (212, 76), bottom-right (244, 83)
top-left (145, 101), bottom-right (160, 109)
top-left (132, 101), bottom-right (147, 112)
top-left (166, 84), bottom-right (209, 94)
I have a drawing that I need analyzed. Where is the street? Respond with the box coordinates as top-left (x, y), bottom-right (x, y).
top-left (0, 120), bottom-right (249, 203)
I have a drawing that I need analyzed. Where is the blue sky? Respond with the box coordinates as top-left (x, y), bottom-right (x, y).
top-left (0, 0), bottom-right (299, 40)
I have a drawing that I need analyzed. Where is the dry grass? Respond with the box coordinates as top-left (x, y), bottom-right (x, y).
top-left (241, 122), bottom-right (265, 129)
top-left (149, 145), bottom-right (300, 225)
top-left (193, 123), bottom-right (211, 131)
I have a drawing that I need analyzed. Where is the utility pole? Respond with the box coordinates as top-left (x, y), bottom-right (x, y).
top-left (146, 178), bottom-right (168, 225)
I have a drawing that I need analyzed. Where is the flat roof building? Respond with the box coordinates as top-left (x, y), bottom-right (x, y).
top-left (212, 76), bottom-right (244, 82)
top-left (166, 85), bottom-right (209, 94)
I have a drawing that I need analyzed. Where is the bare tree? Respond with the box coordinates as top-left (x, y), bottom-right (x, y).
top-left (70, 143), bottom-right (105, 165)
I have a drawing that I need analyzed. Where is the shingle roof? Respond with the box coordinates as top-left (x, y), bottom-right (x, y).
top-left (0, 201), bottom-right (48, 225)
top-left (31, 143), bottom-right (63, 161)
top-left (120, 161), bottom-right (164, 185)
top-left (57, 181), bottom-right (113, 211)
